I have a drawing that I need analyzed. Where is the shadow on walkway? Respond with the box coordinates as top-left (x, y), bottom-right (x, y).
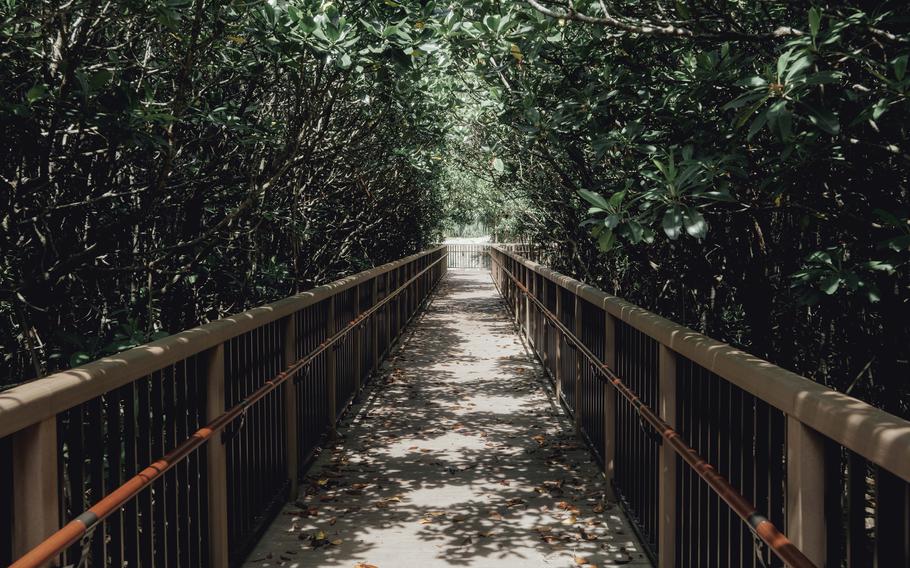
top-left (244, 270), bottom-right (650, 568)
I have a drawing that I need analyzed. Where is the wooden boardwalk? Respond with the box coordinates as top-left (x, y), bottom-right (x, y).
top-left (244, 270), bottom-right (650, 568)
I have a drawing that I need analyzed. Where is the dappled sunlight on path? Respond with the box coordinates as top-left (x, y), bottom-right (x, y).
top-left (244, 270), bottom-right (650, 568)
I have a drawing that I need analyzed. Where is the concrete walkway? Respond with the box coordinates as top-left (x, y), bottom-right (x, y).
top-left (245, 270), bottom-right (650, 568)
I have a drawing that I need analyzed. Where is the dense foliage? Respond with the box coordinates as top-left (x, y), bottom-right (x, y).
top-left (440, 1), bottom-right (910, 415)
top-left (0, 0), bottom-right (451, 383)
top-left (3, 1), bottom-right (908, 417)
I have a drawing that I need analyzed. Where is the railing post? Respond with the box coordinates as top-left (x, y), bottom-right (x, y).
top-left (527, 270), bottom-right (536, 348)
top-left (555, 284), bottom-right (563, 402)
top-left (371, 276), bottom-right (379, 373)
top-left (404, 263), bottom-right (411, 323)
top-left (326, 297), bottom-right (337, 436)
top-left (573, 291), bottom-right (582, 433)
top-left (283, 315), bottom-right (299, 500)
top-left (11, 417), bottom-right (59, 565)
top-left (385, 273), bottom-right (392, 356)
top-left (657, 344), bottom-right (677, 568)
top-left (603, 309), bottom-right (617, 499)
top-left (205, 343), bottom-right (229, 568)
top-left (787, 417), bottom-right (827, 566)
top-left (513, 265), bottom-right (521, 327)
top-left (353, 285), bottom-right (362, 393)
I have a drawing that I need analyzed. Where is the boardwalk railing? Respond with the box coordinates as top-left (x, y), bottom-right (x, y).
top-left (490, 246), bottom-right (910, 568)
top-left (0, 247), bottom-right (447, 568)
top-left (445, 243), bottom-right (536, 269)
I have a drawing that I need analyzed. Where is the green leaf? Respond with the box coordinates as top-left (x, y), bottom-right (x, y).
top-left (802, 103), bottom-right (839, 135)
top-left (747, 109), bottom-right (769, 140)
top-left (578, 189), bottom-right (610, 210)
top-left (662, 206), bottom-right (683, 240)
top-left (808, 7), bottom-right (821, 39)
top-left (608, 190), bottom-right (625, 209)
top-left (803, 70), bottom-right (842, 85)
top-left (683, 207), bottom-right (708, 239)
top-left (69, 352), bottom-right (93, 367)
top-left (866, 286), bottom-right (881, 303)
top-left (25, 84), bottom-right (46, 103)
top-left (777, 49), bottom-right (794, 80)
top-left (894, 55), bottom-right (908, 82)
top-left (492, 157), bottom-right (505, 172)
top-left (597, 229), bottom-right (616, 251)
top-left (871, 98), bottom-right (889, 120)
top-left (89, 69), bottom-right (113, 91)
top-left (820, 274), bottom-right (841, 295)
top-left (733, 96), bottom-right (768, 130)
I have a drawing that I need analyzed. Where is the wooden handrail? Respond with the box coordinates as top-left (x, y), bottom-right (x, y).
top-left (0, 246), bottom-right (445, 440)
top-left (490, 252), bottom-right (816, 568)
top-left (8, 252), bottom-right (448, 568)
top-left (492, 245), bottom-right (910, 484)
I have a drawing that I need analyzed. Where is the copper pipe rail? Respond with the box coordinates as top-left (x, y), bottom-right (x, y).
top-left (9, 253), bottom-right (447, 568)
top-left (489, 253), bottom-right (816, 568)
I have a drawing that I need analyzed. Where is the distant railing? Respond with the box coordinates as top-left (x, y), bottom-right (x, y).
top-left (1, 247), bottom-right (447, 568)
top-left (445, 243), bottom-right (537, 269)
top-left (490, 246), bottom-right (910, 568)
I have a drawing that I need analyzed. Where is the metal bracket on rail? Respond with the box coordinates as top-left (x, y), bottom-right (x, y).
top-left (636, 411), bottom-right (663, 446)
top-left (588, 361), bottom-right (602, 377)
top-left (293, 364), bottom-right (311, 386)
top-left (221, 406), bottom-right (247, 444)
top-left (73, 524), bottom-right (98, 568)
top-left (751, 532), bottom-right (771, 568)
